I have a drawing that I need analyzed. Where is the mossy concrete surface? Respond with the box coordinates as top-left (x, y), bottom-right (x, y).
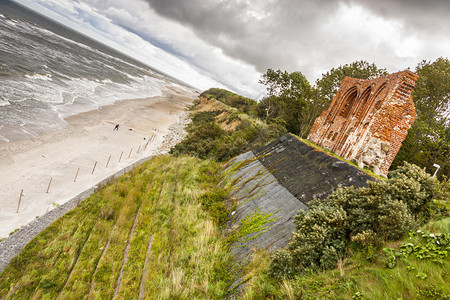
top-left (254, 133), bottom-right (375, 205)
top-left (226, 151), bottom-right (307, 262)
top-left (225, 134), bottom-right (376, 290)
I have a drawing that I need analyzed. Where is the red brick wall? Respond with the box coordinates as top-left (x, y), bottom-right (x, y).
top-left (307, 70), bottom-right (419, 176)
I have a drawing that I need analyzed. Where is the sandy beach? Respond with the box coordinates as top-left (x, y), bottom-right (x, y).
top-left (0, 86), bottom-right (196, 238)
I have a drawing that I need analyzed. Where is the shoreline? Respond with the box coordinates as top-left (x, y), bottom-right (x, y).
top-left (0, 111), bottom-right (190, 272)
top-left (0, 86), bottom-right (196, 239)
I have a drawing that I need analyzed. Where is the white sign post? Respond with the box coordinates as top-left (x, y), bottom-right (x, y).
top-left (432, 163), bottom-right (441, 177)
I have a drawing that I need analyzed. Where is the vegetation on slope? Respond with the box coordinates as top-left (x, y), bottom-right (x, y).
top-left (241, 164), bottom-right (450, 299)
top-left (242, 219), bottom-right (450, 299)
top-left (256, 59), bottom-right (449, 179)
top-left (1, 74), bottom-right (448, 299)
top-left (170, 93), bottom-right (286, 162)
top-left (170, 89), bottom-right (449, 298)
top-left (200, 87), bottom-right (259, 117)
top-left (0, 155), bottom-right (234, 299)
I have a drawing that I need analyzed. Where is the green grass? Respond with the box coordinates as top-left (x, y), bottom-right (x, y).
top-left (226, 208), bottom-right (277, 245)
top-left (170, 98), bottom-right (286, 162)
top-left (239, 214), bottom-right (450, 299)
top-left (0, 155), bottom-right (234, 299)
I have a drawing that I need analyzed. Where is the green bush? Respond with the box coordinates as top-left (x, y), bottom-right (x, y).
top-left (170, 112), bottom-right (225, 159)
top-left (171, 108), bottom-right (286, 162)
top-left (268, 249), bottom-right (295, 279)
top-left (387, 162), bottom-right (438, 215)
top-left (269, 162), bottom-right (441, 279)
top-left (200, 88), bottom-right (258, 117)
top-left (199, 190), bottom-right (229, 224)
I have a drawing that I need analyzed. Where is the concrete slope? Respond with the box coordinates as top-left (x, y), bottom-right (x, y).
top-left (225, 134), bottom-right (376, 288)
top-left (226, 151), bottom-right (308, 262)
top-left (254, 133), bottom-right (375, 205)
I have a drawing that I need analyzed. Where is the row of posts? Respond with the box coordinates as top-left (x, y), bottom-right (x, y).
top-left (16, 133), bottom-right (156, 213)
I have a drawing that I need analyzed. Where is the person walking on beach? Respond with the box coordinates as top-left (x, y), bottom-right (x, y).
top-left (114, 124), bottom-right (119, 131)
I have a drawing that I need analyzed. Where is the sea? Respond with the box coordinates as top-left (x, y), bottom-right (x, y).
top-left (0, 0), bottom-right (192, 143)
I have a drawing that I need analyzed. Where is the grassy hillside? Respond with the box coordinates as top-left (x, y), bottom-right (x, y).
top-left (1, 89), bottom-right (448, 299)
top-left (242, 214), bottom-right (450, 299)
top-left (240, 164), bottom-right (450, 299)
top-left (0, 155), bottom-right (233, 299)
top-left (170, 93), bottom-right (286, 162)
top-left (199, 88), bottom-right (259, 117)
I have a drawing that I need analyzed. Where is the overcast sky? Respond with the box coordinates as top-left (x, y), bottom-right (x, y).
top-left (15, 0), bottom-right (450, 98)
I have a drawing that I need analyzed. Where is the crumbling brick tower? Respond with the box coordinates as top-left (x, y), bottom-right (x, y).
top-left (307, 70), bottom-right (419, 176)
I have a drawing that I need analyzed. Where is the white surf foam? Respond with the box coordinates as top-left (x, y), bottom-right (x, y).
top-left (24, 73), bottom-right (52, 81)
top-left (0, 98), bottom-right (10, 106)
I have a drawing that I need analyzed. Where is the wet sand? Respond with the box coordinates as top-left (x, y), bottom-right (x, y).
top-left (0, 86), bottom-right (196, 238)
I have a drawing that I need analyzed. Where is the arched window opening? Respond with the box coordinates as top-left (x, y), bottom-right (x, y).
top-left (356, 87), bottom-right (372, 118)
top-left (358, 83), bottom-right (386, 125)
top-left (371, 83), bottom-right (387, 111)
top-left (339, 89), bottom-right (357, 118)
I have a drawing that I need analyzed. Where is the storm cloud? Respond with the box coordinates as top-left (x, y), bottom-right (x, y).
top-left (143, 0), bottom-right (450, 74)
top-left (17, 0), bottom-right (450, 98)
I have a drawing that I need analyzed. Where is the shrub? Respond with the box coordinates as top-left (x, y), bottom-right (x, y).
top-left (199, 190), bottom-right (229, 224)
top-left (171, 107), bottom-right (286, 162)
top-left (387, 162), bottom-right (438, 215)
top-left (269, 162), bottom-right (441, 279)
top-left (268, 249), bottom-right (295, 279)
top-left (289, 201), bottom-right (347, 271)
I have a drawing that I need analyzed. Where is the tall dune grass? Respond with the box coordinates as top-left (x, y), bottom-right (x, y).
top-left (0, 155), bottom-right (233, 299)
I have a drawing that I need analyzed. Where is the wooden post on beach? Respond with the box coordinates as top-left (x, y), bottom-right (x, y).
top-left (106, 155), bottom-right (111, 168)
top-left (92, 161), bottom-right (97, 174)
top-left (119, 151), bottom-right (123, 162)
top-left (144, 139), bottom-right (150, 151)
top-left (74, 168), bottom-right (80, 182)
top-left (16, 189), bottom-right (23, 213)
top-left (46, 177), bottom-right (53, 193)
top-left (128, 148), bottom-right (133, 158)
top-left (137, 145), bottom-right (141, 154)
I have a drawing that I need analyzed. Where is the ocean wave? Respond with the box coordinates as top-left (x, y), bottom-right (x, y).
top-left (0, 4), bottom-right (188, 143)
top-left (94, 78), bottom-right (113, 84)
top-left (24, 73), bottom-right (52, 81)
top-left (0, 135), bottom-right (10, 143)
top-left (0, 98), bottom-right (10, 106)
top-left (4, 19), bottom-right (17, 26)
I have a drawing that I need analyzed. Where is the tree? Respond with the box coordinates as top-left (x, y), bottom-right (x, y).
top-left (300, 61), bottom-right (388, 137)
top-left (393, 58), bottom-right (450, 179)
top-left (257, 69), bottom-right (312, 135)
top-left (315, 60), bottom-right (389, 105)
top-left (257, 62), bottom-right (388, 138)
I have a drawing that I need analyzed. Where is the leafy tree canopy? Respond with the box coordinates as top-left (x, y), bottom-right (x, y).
top-left (393, 57), bottom-right (450, 179)
top-left (315, 60), bottom-right (389, 104)
top-left (257, 69), bottom-right (312, 135)
top-left (257, 61), bottom-right (388, 137)
top-left (413, 57), bottom-right (450, 125)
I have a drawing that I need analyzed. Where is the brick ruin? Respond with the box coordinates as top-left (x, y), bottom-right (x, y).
top-left (307, 70), bottom-right (419, 176)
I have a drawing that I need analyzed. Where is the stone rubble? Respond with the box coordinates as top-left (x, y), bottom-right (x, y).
top-left (153, 112), bottom-right (191, 156)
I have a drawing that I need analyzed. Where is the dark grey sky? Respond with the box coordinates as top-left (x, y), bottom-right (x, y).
top-left (16, 0), bottom-right (450, 98)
